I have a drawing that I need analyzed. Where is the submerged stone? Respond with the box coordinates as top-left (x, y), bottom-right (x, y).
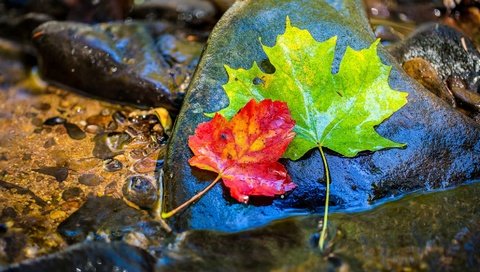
top-left (32, 21), bottom-right (204, 111)
top-left (159, 183), bottom-right (480, 271)
top-left (163, 0), bottom-right (480, 232)
top-left (4, 242), bottom-right (156, 272)
top-left (78, 173), bottom-right (104, 187)
top-left (122, 175), bottom-right (158, 209)
top-left (130, 0), bottom-right (218, 27)
top-left (33, 166), bottom-right (68, 183)
top-left (57, 196), bottom-right (165, 244)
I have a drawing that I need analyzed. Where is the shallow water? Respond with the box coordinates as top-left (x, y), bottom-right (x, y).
top-left (160, 181), bottom-right (480, 271)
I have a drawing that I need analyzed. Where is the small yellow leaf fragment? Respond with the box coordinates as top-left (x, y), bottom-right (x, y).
top-left (49, 210), bottom-right (66, 220)
top-left (154, 108), bottom-right (172, 131)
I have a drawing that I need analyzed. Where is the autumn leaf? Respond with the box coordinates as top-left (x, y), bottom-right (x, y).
top-left (188, 98), bottom-right (296, 203)
top-left (210, 17), bottom-right (408, 160)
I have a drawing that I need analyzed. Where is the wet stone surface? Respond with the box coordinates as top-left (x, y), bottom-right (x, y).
top-left (160, 182), bottom-right (480, 271)
top-left (5, 242), bottom-right (156, 272)
top-left (164, 0), bottom-right (480, 232)
top-left (130, 0), bottom-right (219, 28)
top-left (78, 174), bottom-right (104, 187)
top-left (32, 20), bottom-right (205, 111)
top-left (122, 175), bottom-right (158, 209)
top-left (57, 196), bottom-right (165, 245)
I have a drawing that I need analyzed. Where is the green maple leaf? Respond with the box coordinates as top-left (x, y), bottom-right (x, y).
top-left (210, 18), bottom-right (408, 160)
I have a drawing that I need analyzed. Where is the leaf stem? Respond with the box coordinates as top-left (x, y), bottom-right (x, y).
top-left (318, 145), bottom-right (330, 250)
top-left (162, 175), bottom-right (222, 219)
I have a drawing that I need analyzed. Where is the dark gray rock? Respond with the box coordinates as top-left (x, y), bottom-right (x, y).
top-left (32, 21), bottom-right (204, 111)
top-left (163, 0), bottom-right (480, 232)
top-left (159, 183), bottom-right (480, 271)
top-left (390, 23), bottom-right (480, 93)
top-left (3, 242), bottom-right (155, 272)
top-left (130, 0), bottom-right (218, 27)
top-left (57, 196), bottom-right (165, 244)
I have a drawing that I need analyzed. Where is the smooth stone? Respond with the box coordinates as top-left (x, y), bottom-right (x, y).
top-left (57, 196), bottom-right (165, 244)
top-left (122, 175), bottom-right (158, 209)
top-left (103, 159), bottom-right (123, 172)
top-left (32, 21), bottom-right (203, 111)
top-left (33, 166), bottom-right (68, 182)
top-left (4, 242), bottom-right (156, 272)
top-left (389, 23), bottom-right (480, 93)
top-left (78, 173), bottom-right (103, 187)
top-left (159, 183), bottom-right (480, 271)
top-left (43, 117), bottom-right (66, 126)
top-left (61, 187), bottom-right (83, 201)
top-left (64, 123), bottom-right (86, 140)
top-left (92, 132), bottom-right (132, 160)
top-left (163, 0), bottom-right (480, 232)
top-left (130, 0), bottom-right (218, 27)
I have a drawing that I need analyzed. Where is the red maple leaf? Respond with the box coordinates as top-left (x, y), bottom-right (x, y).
top-left (188, 99), bottom-right (296, 203)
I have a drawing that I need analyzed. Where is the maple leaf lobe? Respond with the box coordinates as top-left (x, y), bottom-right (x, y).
top-left (188, 99), bottom-right (296, 202)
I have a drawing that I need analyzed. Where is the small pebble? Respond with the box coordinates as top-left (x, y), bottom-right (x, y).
top-left (25, 112), bottom-right (37, 118)
top-left (31, 117), bottom-right (43, 127)
top-left (62, 187), bottom-right (83, 201)
top-left (122, 175), bottom-right (158, 209)
top-left (22, 153), bottom-right (32, 161)
top-left (106, 132), bottom-right (132, 150)
top-left (59, 100), bottom-right (71, 108)
top-left (78, 173), bottom-right (104, 186)
top-left (43, 137), bottom-right (56, 148)
top-left (129, 149), bottom-right (145, 160)
top-left (1, 207), bottom-right (17, 219)
top-left (152, 124), bottom-right (163, 133)
top-left (133, 156), bottom-right (158, 174)
top-left (64, 122), bottom-right (86, 140)
top-left (123, 231), bottom-right (148, 249)
top-left (44, 116), bottom-right (66, 126)
top-left (33, 102), bottom-right (51, 111)
top-left (106, 121), bottom-right (118, 130)
top-left (49, 210), bottom-right (66, 220)
top-left (101, 109), bottom-right (111, 116)
top-left (112, 111), bottom-right (127, 125)
top-left (34, 166), bottom-right (69, 182)
top-left (85, 124), bottom-right (101, 134)
top-left (86, 114), bottom-right (111, 127)
top-left (104, 181), bottom-right (118, 196)
top-left (103, 159), bottom-right (123, 172)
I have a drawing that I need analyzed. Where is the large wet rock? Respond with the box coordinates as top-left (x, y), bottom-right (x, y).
top-left (163, 0), bottom-right (480, 231)
top-left (32, 21), bottom-right (204, 111)
top-left (4, 242), bottom-right (155, 272)
top-left (160, 183), bottom-right (480, 271)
